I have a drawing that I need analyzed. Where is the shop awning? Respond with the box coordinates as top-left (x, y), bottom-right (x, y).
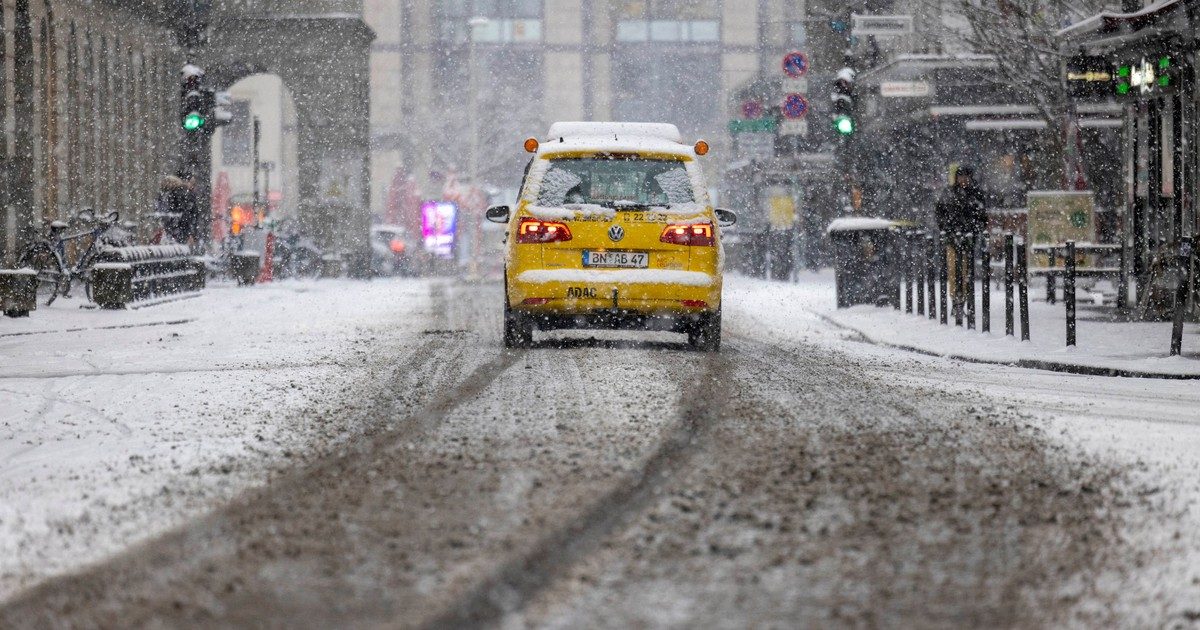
top-left (1058, 0), bottom-right (1188, 40)
top-left (963, 118), bottom-right (1123, 131)
top-left (931, 103), bottom-right (1122, 117)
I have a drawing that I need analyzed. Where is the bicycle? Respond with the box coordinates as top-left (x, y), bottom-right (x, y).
top-left (17, 208), bottom-right (120, 306)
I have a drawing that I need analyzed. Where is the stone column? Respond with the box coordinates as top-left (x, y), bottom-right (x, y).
top-left (11, 0), bottom-right (38, 256)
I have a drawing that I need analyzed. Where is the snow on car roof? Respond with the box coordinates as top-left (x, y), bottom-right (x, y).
top-left (546, 122), bottom-right (682, 144)
top-left (537, 135), bottom-right (696, 159)
top-left (826, 217), bottom-right (897, 233)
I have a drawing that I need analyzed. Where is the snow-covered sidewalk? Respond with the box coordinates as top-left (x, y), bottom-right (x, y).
top-left (729, 271), bottom-right (1200, 378)
top-left (0, 278), bottom-right (433, 600)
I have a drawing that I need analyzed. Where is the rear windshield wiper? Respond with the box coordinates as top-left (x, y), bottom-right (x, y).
top-left (606, 201), bottom-right (652, 210)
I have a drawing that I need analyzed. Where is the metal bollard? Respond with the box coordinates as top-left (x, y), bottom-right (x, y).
top-left (953, 237), bottom-right (964, 327)
top-left (1005, 233), bottom-right (1014, 337)
top-left (981, 244), bottom-right (991, 333)
top-left (1117, 244), bottom-right (1129, 310)
top-left (927, 235), bottom-right (937, 320)
top-left (1171, 237), bottom-right (1193, 356)
top-left (1065, 240), bottom-right (1076, 346)
top-left (1018, 239), bottom-right (1030, 342)
top-left (967, 233), bottom-right (977, 330)
top-left (916, 234), bottom-right (926, 316)
top-left (1047, 248), bottom-right (1057, 304)
top-left (904, 233), bottom-right (914, 314)
top-left (939, 232), bottom-right (949, 325)
top-left (891, 235), bottom-right (902, 310)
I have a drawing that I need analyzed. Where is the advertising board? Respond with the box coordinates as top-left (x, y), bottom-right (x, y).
top-left (421, 201), bottom-right (458, 257)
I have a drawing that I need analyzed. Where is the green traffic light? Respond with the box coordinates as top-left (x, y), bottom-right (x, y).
top-left (182, 112), bottom-right (205, 131)
top-left (834, 115), bottom-right (855, 135)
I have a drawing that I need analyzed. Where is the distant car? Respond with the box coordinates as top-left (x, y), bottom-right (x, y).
top-left (487, 121), bottom-right (736, 351)
top-left (370, 225), bottom-right (416, 276)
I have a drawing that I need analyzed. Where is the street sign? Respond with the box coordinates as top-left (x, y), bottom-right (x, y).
top-left (728, 118), bottom-right (777, 134)
top-left (740, 100), bottom-right (764, 119)
top-left (779, 119), bottom-right (809, 137)
top-left (734, 132), bottom-right (775, 161)
top-left (880, 81), bottom-right (931, 97)
top-left (782, 77), bottom-right (809, 93)
top-left (782, 93), bottom-right (809, 119)
top-left (782, 51), bottom-right (809, 78)
top-left (851, 14), bottom-right (913, 37)
top-left (1066, 54), bottom-right (1112, 99)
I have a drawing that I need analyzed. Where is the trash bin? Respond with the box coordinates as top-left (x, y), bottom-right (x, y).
top-left (229, 251), bottom-right (261, 286)
top-left (826, 217), bottom-right (899, 308)
top-left (0, 269), bottom-right (38, 317)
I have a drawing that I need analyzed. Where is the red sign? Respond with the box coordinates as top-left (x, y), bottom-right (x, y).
top-left (741, 100), bottom-right (764, 119)
top-left (782, 51), bottom-right (809, 78)
top-left (782, 93), bottom-right (809, 119)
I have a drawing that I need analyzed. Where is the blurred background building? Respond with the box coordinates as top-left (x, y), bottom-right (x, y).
top-left (362, 0), bottom-right (853, 211)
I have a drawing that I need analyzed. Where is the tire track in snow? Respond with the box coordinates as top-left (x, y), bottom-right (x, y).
top-left (0, 281), bottom-right (522, 624)
top-left (423, 347), bottom-right (736, 629)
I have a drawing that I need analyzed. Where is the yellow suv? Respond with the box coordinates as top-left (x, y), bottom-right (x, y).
top-left (486, 122), bottom-right (736, 351)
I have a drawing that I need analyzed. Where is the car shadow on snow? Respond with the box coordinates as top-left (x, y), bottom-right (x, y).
top-left (527, 335), bottom-right (695, 352)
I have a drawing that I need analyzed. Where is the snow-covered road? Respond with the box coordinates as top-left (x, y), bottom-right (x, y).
top-left (2, 276), bottom-right (1199, 626)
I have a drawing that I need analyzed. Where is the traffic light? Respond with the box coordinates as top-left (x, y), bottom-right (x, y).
top-left (831, 67), bottom-right (856, 135)
top-left (181, 63), bottom-right (207, 133)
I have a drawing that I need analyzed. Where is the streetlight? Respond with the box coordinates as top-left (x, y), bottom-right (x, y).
top-left (467, 16), bottom-right (490, 277)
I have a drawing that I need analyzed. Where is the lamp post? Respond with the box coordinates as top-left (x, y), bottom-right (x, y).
top-left (467, 16), bottom-right (489, 277)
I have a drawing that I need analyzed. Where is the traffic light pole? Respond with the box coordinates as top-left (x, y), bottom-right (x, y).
top-left (831, 63), bottom-right (859, 215)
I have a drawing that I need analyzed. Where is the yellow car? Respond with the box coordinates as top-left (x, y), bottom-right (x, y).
top-left (486, 122), bottom-right (736, 351)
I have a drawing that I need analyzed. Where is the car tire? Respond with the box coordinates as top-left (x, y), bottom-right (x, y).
top-left (504, 307), bottom-right (534, 349)
top-left (687, 310), bottom-right (721, 352)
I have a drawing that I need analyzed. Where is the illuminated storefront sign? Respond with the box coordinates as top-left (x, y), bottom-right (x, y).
top-left (1115, 56), bottom-right (1175, 97)
top-left (421, 201), bottom-right (458, 257)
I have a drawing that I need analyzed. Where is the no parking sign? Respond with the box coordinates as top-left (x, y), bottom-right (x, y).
top-left (782, 93), bottom-right (809, 119)
top-left (782, 51), bottom-right (809, 78)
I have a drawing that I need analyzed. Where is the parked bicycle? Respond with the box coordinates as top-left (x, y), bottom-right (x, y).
top-left (17, 208), bottom-right (120, 305)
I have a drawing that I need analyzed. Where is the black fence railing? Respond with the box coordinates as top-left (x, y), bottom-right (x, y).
top-left (846, 224), bottom-right (1196, 358)
top-left (894, 229), bottom-right (1030, 341)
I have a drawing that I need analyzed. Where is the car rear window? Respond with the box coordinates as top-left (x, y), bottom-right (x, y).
top-left (537, 157), bottom-right (695, 208)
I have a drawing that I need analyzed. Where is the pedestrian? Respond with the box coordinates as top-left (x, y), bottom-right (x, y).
top-left (934, 165), bottom-right (987, 312)
top-left (155, 171), bottom-right (202, 248)
top-left (177, 171), bottom-right (204, 249)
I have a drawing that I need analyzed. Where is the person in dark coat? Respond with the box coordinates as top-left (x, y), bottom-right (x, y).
top-left (934, 165), bottom-right (987, 237)
top-left (156, 172), bottom-right (201, 246)
top-left (934, 165), bottom-right (988, 307)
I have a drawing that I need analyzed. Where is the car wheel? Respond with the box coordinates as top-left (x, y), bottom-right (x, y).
top-left (504, 307), bottom-right (534, 349)
top-left (687, 310), bottom-right (721, 352)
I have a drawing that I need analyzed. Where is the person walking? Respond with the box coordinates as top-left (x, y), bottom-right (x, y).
top-left (934, 165), bottom-right (987, 313)
top-left (154, 172), bottom-right (201, 248)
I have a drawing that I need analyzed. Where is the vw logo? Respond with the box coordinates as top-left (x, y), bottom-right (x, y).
top-left (607, 225), bottom-right (625, 242)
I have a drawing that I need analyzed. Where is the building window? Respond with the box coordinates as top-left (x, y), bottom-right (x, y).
top-left (437, 0), bottom-right (543, 44)
top-left (616, 20), bottom-right (720, 42)
top-left (471, 19), bottom-right (542, 43)
top-left (221, 101), bottom-right (252, 166)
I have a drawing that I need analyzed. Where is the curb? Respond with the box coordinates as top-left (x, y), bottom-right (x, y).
top-left (813, 311), bottom-right (1200, 381)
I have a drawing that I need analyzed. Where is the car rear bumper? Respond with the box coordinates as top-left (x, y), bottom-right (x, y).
top-left (509, 268), bottom-right (720, 317)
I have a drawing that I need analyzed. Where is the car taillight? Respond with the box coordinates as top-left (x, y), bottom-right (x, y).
top-left (517, 218), bottom-right (573, 244)
top-left (660, 222), bottom-right (714, 246)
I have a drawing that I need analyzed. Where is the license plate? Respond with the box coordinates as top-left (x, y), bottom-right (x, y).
top-left (582, 250), bottom-right (649, 268)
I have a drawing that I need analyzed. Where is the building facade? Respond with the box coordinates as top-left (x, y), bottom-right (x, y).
top-left (364, 0), bottom-right (844, 219)
top-left (1061, 0), bottom-right (1200, 315)
top-left (1, 0), bottom-right (184, 265)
